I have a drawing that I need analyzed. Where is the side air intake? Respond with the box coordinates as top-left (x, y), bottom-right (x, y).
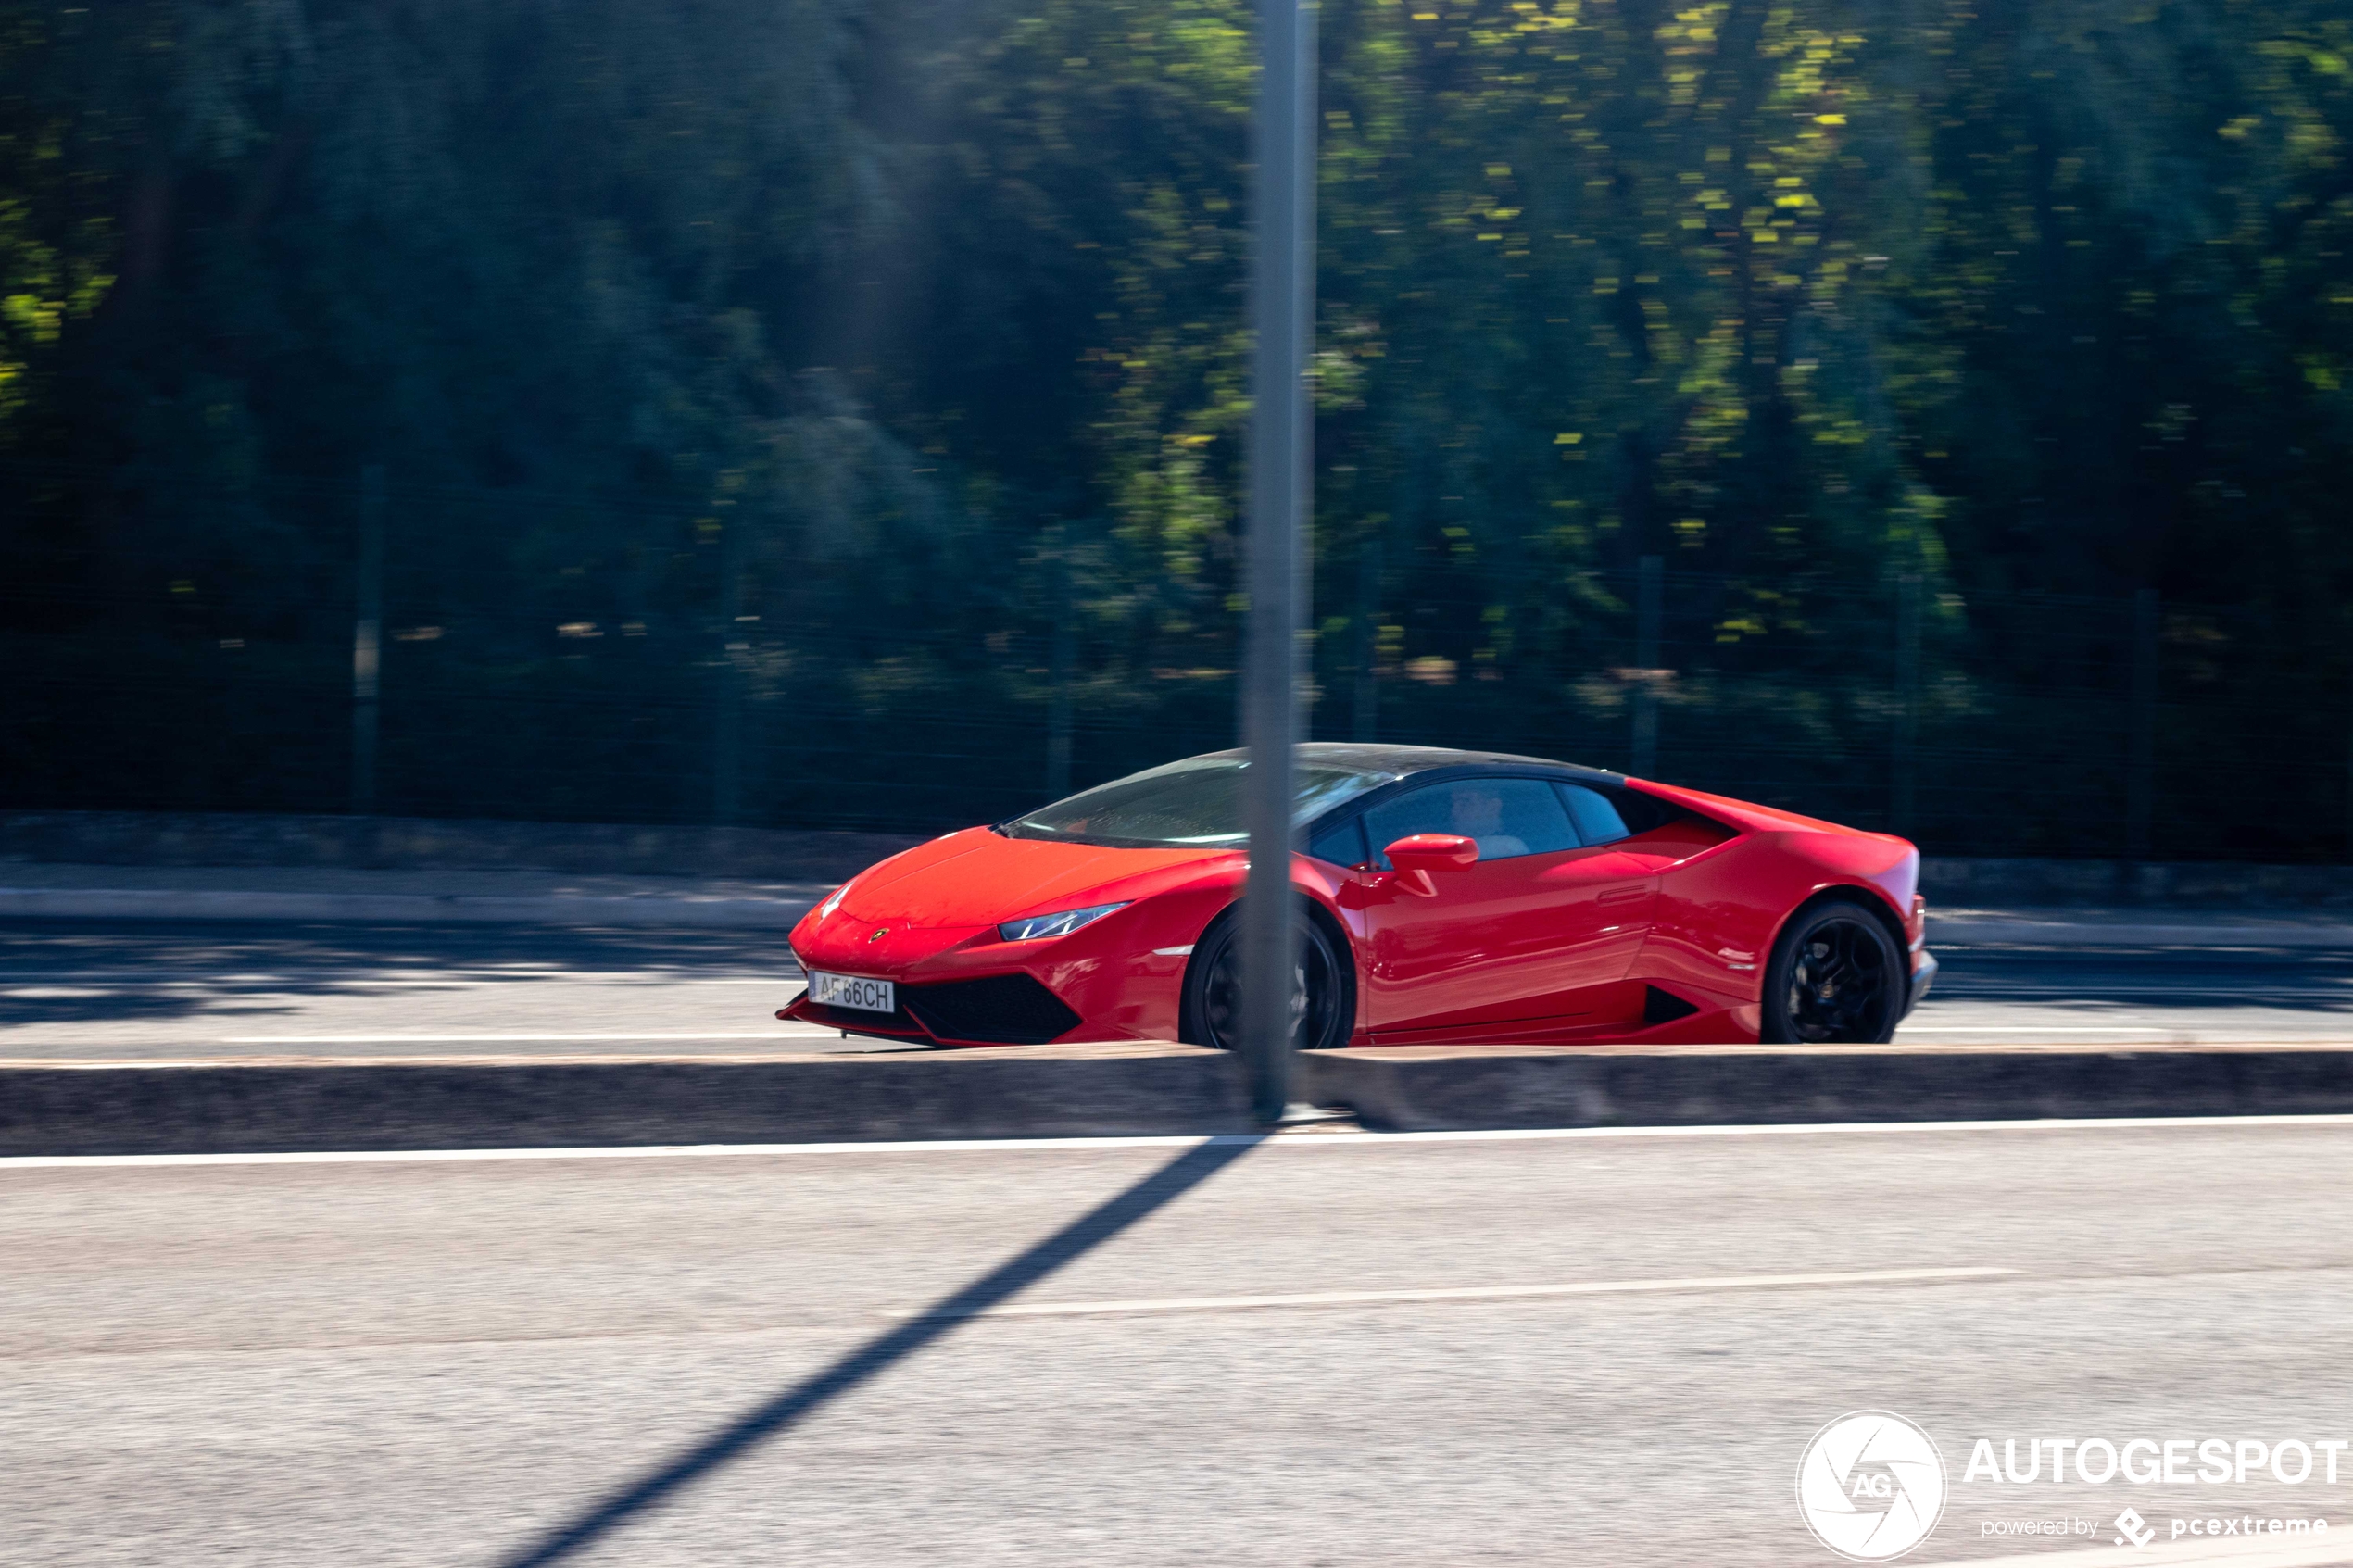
top-left (1642, 985), bottom-right (1701, 1026)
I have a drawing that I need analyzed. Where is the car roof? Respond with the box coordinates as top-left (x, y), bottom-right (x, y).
top-left (1194, 742), bottom-right (1626, 785)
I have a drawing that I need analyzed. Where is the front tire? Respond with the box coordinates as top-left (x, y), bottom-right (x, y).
top-left (1178, 904), bottom-right (1354, 1054)
top-left (1759, 898), bottom-right (1904, 1044)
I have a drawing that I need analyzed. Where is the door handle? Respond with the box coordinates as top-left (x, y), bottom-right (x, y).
top-left (1340, 869), bottom-right (1441, 906)
top-left (1597, 884), bottom-right (1652, 907)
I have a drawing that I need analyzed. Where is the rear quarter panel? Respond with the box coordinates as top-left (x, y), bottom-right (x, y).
top-left (1640, 828), bottom-right (1919, 1005)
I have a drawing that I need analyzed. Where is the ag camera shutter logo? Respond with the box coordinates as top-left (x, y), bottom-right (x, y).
top-left (1796, 1410), bottom-right (1948, 1561)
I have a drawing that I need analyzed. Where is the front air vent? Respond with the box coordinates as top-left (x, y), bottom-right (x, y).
top-left (903, 973), bottom-right (1083, 1045)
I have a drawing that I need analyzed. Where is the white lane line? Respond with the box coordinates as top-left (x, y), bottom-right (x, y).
top-left (881, 1266), bottom-right (2019, 1321)
top-left (9, 1113), bottom-right (2353, 1169)
top-left (1900, 1024), bottom-right (2177, 1033)
top-left (216, 1032), bottom-right (815, 1043)
top-left (2, 976), bottom-right (801, 988)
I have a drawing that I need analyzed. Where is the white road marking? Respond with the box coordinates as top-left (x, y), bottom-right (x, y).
top-left (216, 1032), bottom-right (817, 1043)
top-left (882, 1266), bottom-right (2019, 1320)
top-left (2, 974), bottom-right (799, 987)
top-left (1900, 1024), bottom-right (2178, 1033)
top-left (7, 1112), bottom-right (2353, 1170)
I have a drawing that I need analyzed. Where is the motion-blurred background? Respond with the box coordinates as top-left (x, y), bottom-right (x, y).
top-left (4, 0), bottom-right (2349, 856)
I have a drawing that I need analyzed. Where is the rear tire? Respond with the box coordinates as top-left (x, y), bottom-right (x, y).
top-left (1178, 904), bottom-right (1354, 1054)
top-left (1759, 898), bottom-right (1904, 1044)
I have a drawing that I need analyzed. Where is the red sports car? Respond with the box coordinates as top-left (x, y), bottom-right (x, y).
top-left (779, 744), bottom-right (1935, 1049)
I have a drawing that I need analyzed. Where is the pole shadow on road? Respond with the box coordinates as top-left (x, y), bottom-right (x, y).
top-left (496, 1133), bottom-right (1268, 1567)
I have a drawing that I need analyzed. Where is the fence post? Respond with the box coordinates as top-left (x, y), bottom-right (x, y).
top-left (1352, 536), bottom-right (1380, 742)
top-left (2127, 587), bottom-right (2158, 861)
top-left (2346, 659), bottom-right (2353, 861)
top-left (1630, 554), bottom-right (1662, 778)
top-left (1046, 524), bottom-right (1074, 799)
top-left (713, 520), bottom-right (745, 826)
top-left (1893, 572), bottom-right (1921, 834)
top-left (350, 465), bottom-right (384, 815)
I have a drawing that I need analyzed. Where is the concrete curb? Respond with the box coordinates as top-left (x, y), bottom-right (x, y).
top-left (8, 1043), bottom-right (2353, 1156)
top-left (1930, 916), bottom-right (2353, 948)
top-left (1922, 856), bottom-right (2353, 908)
top-left (0, 809), bottom-right (925, 882)
top-left (0, 1047), bottom-right (1251, 1156)
top-left (0, 888), bottom-right (818, 927)
top-left (1306, 1046), bottom-right (2353, 1132)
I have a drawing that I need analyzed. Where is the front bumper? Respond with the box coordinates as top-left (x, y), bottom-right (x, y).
top-left (781, 971), bottom-right (1085, 1047)
top-left (1905, 947), bottom-right (1938, 1018)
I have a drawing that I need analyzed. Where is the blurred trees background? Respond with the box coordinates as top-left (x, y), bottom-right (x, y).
top-left (2, 0), bottom-right (2350, 855)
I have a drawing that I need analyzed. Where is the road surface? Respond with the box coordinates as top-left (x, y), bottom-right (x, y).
top-left (8, 1119), bottom-right (2353, 1565)
top-left (3, 919), bottom-right (2350, 1060)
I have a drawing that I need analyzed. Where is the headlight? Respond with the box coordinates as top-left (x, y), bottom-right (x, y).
top-left (998, 902), bottom-right (1127, 942)
top-left (817, 882), bottom-right (851, 920)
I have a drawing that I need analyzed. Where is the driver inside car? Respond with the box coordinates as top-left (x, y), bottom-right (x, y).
top-left (1446, 784), bottom-right (1528, 859)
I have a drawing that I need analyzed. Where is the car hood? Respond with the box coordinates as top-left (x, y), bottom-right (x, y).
top-left (837, 827), bottom-right (1230, 929)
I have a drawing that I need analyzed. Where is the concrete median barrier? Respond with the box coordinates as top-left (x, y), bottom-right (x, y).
top-left (1304, 1043), bottom-right (2353, 1133)
top-left (7, 1041), bottom-right (2353, 1155)
top-left (0, 1045), bottom-right (1251, 1156)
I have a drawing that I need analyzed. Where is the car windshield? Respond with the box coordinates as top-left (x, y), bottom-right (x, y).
top-left (1000, 755), bottom-right (1397, 848)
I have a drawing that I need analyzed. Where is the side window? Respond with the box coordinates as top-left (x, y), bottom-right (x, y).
top-left (1360, 778), bottom-right (1579, 867)
top-left (1557, 784), bottom-right (1632, 847)
top-left (1305, 815), bottom-right (1368, 868)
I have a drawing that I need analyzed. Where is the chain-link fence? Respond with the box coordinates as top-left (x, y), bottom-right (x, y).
top-left (4, 468), bottom-right (2344, 861)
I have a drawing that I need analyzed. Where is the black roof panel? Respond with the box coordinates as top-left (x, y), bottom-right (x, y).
top-left (1194, 742), bottom-right (1624, 783)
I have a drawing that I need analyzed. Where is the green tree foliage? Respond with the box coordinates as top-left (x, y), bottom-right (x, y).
top-left (3, 0), bottom-right (2350, 850)
top-left (0, 3), bottom-right (113, 437)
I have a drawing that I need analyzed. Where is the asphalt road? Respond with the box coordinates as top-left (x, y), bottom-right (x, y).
top-left (10, 1120), bottom-right (2353, 1566)
top-left (1, 919), bottom-right (2350, 1060)
top-left (0, 920), bottom-right (845, 1060)
top-left (1903, 944), bottom-right (2353, 1046)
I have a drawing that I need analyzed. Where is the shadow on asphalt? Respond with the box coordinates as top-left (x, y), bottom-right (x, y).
top-left (0, 919), bottom-right (794, 1028)
top-left (492, 1135), bottom-right (1265, 1568)
top-left (1929, 945), bottom-right (2353, 1012)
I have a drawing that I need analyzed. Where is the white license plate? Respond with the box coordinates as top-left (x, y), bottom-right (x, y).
top-left (809, 971), bottom-right (895, 1012)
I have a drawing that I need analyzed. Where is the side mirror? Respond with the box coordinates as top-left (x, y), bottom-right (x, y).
top-left (1385, 834), bottom-right (1478, 872)
top-left (1381, 833), bottom-right (1478, 897)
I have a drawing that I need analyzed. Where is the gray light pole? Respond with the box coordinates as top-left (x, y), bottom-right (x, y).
top-left (1239, 0), bottom-right (1315, 1123)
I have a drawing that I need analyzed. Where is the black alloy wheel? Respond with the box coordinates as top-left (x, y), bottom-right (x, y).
top-left (1760, 898), bottom-right (1904, 1045)
top-left (1179, 906), bottom-right (1354, 1054)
